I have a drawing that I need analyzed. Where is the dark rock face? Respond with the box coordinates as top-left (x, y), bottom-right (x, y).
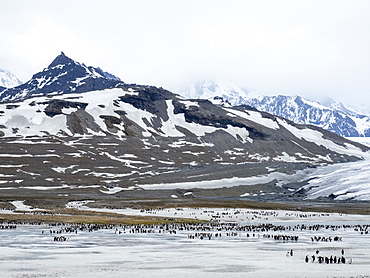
top-left (0, 52), bottom-right (123, 103)
top-left (5, 104), bottom-right (20, 110)
top-left (118, 85), bottom-right (175, 116)
top-left (66, 110), bottom-right (101, 134)
top-left (118, 85), bottom-right (269, 140)
top-left (99, 115), bottom-right (122, 133)
top-left (172, 100), bottom-right (267, 140)
top-left (44, 99), bottom-right (88, 117)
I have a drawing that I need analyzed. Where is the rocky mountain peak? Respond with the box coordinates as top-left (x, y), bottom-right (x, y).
top-left (0, 53), bottom-right (123, 103)
top-left (48, 51), bottom-right (75, 68)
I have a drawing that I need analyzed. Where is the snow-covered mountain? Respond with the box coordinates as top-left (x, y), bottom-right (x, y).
top-left (0, 52), bottom-right (122, 103)
top-left (0, 69), bottom-right (22, 88)
top-left (2, 83), bottom-right (366, 163)
top-left (242, 95), bottom-right (370, 137)
top-left (0, 55), bottom-right (369, 203)
top-left (177, 80), bottom-right (370, 137)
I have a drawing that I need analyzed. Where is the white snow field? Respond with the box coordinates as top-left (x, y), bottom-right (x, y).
top-left (1, 207), bottom-right (370, 278)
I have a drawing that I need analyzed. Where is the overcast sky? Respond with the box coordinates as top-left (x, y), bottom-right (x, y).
top-left (1, 0), bottom-right (370, 107)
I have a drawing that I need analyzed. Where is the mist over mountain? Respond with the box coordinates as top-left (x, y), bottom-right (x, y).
top-left (173, 79), bottom-right (252, 106)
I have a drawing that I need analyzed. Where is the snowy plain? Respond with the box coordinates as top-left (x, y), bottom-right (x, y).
top-left (1, 138), bottom-right (370, 277)
top-left (1, 205), bottom-right (370, 278)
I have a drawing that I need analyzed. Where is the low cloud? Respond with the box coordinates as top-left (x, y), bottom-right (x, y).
top-left (1, 0), bottom-right (370, 107)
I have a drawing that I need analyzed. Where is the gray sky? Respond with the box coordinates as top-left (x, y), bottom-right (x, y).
top-left (1, 0), bottom-right (370, 107)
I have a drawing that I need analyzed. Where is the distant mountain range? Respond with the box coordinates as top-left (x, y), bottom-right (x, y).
top-left (175, 80), bottom-right (370, 137)
top-left (0, 54), bottom-right (369, 202)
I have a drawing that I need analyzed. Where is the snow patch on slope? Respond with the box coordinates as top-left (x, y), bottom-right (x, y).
top-left (224, 108), bottom-right (279, 130)
top-left (277, 118), bottom-right (369, 159)
top-left (163, 100), bottom-right (217, 137)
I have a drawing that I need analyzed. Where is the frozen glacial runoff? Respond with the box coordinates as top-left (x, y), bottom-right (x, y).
top-left (1, 206), bottom-right (370, 278)
top-left (302, 137), bottom-right (370, 201)
top-left (303, 158), bottom-right (370, 200)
